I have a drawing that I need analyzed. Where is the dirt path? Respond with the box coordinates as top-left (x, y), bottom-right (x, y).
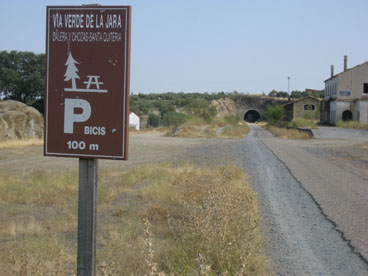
top-left (235, 125), bottom-right (368, 275)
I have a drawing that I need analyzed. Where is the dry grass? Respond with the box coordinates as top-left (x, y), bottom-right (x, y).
top-left (130, 127), bottom-right (170, 134)
top-left (0, 138), bottom-right (43, 149)
top-left (255, 121), bottom-right (267, 127)
top-left (220, 122), bottom-right (251, 139)
top-left (0, 163), bottom-right (268, 275)
top-left (167, 118), bottom-right (250, 139)
top-left (360, 143), bottom-right (368, 151)
top-left (267, 126), bottom-right (311, 139)
top-left (336, 120), bottom-right (368, 130)
top-left (290, 118), bottom-right (318, 129)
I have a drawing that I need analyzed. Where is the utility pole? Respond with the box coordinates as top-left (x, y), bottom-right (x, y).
top-left (288, 76), bottom-right (290, 94)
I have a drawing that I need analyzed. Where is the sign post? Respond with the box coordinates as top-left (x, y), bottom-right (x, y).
top-left (77, 158), bottom-right (98, 275)
top-left (45, 5), bottom-right (131, 275)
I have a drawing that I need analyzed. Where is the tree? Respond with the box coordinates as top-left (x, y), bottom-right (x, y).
top-left (268, 90), bottom-right (278, 97)
top-left (148, 114), bottom-right (161, 127)
top-left (290, 90), bottom-right (303, 99)
top-left (276, 91), bottom-right (288, 98)
top-left (64, 51), bottom-right (79, 89)
top-left (264, 105), bottom-right (285, 125)
top-left (0, 51), bottom-right (45, 105)
top-left (154, 100), bottom-right (175, 118)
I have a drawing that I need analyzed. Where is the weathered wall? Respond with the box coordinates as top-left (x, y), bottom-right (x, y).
top-left (293, 98), bottom-right (320, 119)
top-left (356, 100), bottom-right (368, 124)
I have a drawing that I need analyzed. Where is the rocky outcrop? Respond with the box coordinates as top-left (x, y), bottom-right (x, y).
top-left (0, 100), bottom-right (44, 141)
top-left (211, 98), bottom-right (238, 118)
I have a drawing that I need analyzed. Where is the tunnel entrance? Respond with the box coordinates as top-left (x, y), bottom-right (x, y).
top-left (342, 110), bottom-right (352, 121)
top-left (244, 110), bottom-right (261, 123)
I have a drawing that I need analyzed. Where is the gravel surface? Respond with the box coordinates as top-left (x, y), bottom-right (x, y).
top-left (301, 142), bottom-right (368, 181)
top-left (312, 126), bottom-right (368, 141)
top-left (0, 133), bottom-right (235, 173)
top-left (235, 124), bottom-right (368, 275)
top-left (261, 126), bottom-right (368, 262)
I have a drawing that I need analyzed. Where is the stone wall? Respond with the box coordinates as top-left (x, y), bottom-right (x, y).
top-left (293, 98), bottom-right (320, 119)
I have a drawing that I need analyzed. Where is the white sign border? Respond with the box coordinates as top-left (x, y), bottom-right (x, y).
top-left (45, 6), bottom-right (129, 159)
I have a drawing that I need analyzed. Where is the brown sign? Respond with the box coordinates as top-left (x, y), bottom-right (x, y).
top-left (45, 6), bottom-right (131, 160)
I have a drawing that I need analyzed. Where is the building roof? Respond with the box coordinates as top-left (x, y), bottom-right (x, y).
top-left (305, 88), bottom-right (322, 93)
top-left (282, 96), bottom-right (321, 107)
top-left (324, 61), bottom-right (368, 82)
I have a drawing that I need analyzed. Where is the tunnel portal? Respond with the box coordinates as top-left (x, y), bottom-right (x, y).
top-left (244, 110), bottom-right (261, 123)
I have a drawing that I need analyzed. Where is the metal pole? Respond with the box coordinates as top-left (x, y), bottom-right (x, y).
top-left (288, 76), bottom-right (290, 94)
top-left (77, 158), bottom-right (98, 276)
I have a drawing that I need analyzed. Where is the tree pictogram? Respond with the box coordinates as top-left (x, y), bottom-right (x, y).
top-left (64, 51), bottom-right (80, 89)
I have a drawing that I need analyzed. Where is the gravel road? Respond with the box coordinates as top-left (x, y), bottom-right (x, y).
top-left (235, 124), bottom-right (368, 275)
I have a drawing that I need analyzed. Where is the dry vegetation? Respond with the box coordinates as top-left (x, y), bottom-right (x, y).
top-left (129, 127), bottom-right (169, 134)
top-left (0, 138), bottom-right (43, 149)
top-left (167, 118), bottom-right (250, 139)
top-left (266, 126), bottom-right (311, 139)
top-left (289, 118), bottom-right (318, 129)
top-left (0, 163), bottom-right (268, 275)
top-left (336, 120), bottom-right (368, 130)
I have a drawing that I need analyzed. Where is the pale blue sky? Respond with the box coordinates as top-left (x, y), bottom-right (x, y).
top-left (1, 0), bottom-right (367, 93)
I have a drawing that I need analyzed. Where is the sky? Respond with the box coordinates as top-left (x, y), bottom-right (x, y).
top-left (1, 0), bottom-right (367, 94)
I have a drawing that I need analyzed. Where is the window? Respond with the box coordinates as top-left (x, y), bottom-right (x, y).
top-left (304, 104), bottom-right (315, 111)
top-left (364, 83), bottom-right (368, 94)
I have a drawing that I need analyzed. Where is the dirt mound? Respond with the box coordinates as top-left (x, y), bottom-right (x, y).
top-left (211, 98), bottom-right (237, 118)
top-left (0, 100), bottom-right (43, 141)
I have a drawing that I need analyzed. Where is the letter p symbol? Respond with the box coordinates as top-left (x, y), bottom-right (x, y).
top-left (64, 99), bottom-right (91, 134)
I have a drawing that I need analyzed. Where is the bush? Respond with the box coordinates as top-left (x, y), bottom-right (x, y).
top-left (154, 101), bottom-right (175, 117)
top-left (162, 111), bottom-right (187, 127)
top-left (184, 98), bottom-right (217, 123)
top-left (148, 114), bottom-right (161, 127)
top-left (264, 105), bottom-right (285, 125)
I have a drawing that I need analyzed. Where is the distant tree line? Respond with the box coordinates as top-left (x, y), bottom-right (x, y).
top-left (268, 89), bottom-right (324, 99)
top-left (0, 51), bottom-right (45, 111)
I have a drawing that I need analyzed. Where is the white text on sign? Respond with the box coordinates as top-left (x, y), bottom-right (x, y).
top-left (53, 13), bottom-right (123, 29)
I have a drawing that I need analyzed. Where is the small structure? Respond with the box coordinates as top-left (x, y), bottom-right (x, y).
top-left (129, 112), bottom-right (140, 131)
top-left (321, 56), bottom-right (368, 125)
top-left (282, 96), bottom-right (321, 121)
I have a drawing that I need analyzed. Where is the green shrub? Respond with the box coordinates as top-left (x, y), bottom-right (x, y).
top-left (148, 114), bottom-right (161, 127)
top-left (162, 111), bottom-right (187, 127)
top-left (264, 105), bottom-right (285, 125)
top-left (184, 98), bottom-right (217, 123)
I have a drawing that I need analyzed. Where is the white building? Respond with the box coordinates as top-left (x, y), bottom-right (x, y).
top-left (321, 56), bottom-right (368, 125)
top-left (129, 112), bottom-right (140, 131)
